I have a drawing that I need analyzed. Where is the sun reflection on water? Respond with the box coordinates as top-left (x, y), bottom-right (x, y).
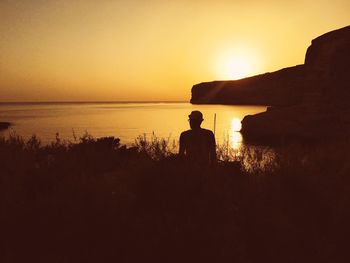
top-left (230, 118), bottom-right (243, 150)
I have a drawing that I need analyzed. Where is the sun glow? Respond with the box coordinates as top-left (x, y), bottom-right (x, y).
top-left (230, 118), bottom-right (243, 150)
top-left (231, 118), bottom-right (242, 132)
top-left (214, 48), bottom-right (261, 80)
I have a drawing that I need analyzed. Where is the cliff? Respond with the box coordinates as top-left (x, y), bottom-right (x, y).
top-left (240, 25), bottom-right (350, 142)
top-left (303, 26), bottom-right (350, 106)
top-left (191, 25), bottom-right (350, 108)
top-left (191, 65), bottom-right (305, 106)
top-left (192, 25), bottom-right (350, 141)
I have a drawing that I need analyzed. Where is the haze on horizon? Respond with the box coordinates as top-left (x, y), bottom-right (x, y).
top-left (1, 0), bottom-right (349, 102)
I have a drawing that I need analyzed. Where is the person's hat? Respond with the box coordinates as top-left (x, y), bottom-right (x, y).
top-left (188, 110), bottom-right (203, 120)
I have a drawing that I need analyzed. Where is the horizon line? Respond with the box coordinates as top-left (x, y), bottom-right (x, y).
top-left (0, 100), bottom-right (189, 104)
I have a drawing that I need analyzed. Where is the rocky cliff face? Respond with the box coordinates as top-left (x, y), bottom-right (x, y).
top-left (240, 25), bottom-right (350, 142)
top-left (305, 26), bottom-right (350, 77)
top-left (191, 25), bottom-right (350, 108)
top-left (191, 65), bottom-right (305, 106)
top-left (304, 26), bottom-right (350, 106)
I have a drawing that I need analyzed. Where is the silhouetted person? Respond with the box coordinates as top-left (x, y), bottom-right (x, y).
top-left (179, 111), bottom-right (216, 165)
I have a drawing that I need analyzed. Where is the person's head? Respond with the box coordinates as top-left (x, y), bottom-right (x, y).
top-left (188, 110), bottom-right (203, 129)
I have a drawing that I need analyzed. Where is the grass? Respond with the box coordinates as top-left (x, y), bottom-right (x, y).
top-left (1, 132), bottom-right (350, 262)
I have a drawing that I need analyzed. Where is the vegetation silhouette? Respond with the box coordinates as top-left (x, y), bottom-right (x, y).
top-left (0, 122), bottom-right (10, 131)
top-left (0, 132), bottom-right (349, 262)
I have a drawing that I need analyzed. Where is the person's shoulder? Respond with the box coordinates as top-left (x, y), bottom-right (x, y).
top-left (180, 129), bottom-right (192, 137)
top-left (201, 128), bottom-right (214, 136)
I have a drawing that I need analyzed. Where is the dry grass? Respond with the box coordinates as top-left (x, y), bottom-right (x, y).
top-left (1, 132), bottom-right (350, 262)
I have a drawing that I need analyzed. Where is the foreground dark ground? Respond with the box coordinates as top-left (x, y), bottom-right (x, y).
top-left (1, 134), bottom-right (350, 263)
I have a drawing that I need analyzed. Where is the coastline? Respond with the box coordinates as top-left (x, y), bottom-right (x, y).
top-left (0, 100), bottom-right (188, 105)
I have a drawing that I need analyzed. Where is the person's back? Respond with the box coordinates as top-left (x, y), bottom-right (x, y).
top-left (179, 111), bottom-right (216, 165)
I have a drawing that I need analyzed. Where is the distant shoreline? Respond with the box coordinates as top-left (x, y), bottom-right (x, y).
top-left (0, 101), bottom-right (188, 105)
top-left (0, 101), bottom-right (268, 107)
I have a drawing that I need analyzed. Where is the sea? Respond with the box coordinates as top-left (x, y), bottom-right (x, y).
top-left (0, 102), bottom-right (266, 149)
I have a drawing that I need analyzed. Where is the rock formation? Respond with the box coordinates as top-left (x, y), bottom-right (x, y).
top-left (0, 122), bottom-right (11, 131)
top-left (304, 26), bottom-right (350, 106)
top-left (191, 65), bottom-right (306, 106)
top-left (245, 25), bottom-right (350, 142)
top-left (191, 25), bottom-right (350, 142)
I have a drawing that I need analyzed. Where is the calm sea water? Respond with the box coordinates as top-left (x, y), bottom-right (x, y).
top-left (0, 102), bottom-right (266, 149)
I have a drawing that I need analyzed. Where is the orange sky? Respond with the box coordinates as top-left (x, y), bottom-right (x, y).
top-left (0, 0), bottom-right (349, 102)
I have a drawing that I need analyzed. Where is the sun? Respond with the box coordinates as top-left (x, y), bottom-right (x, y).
top-left (224, 56), bottom-right (250, 80)
top-left (214, 48), bottom-right (260, 80)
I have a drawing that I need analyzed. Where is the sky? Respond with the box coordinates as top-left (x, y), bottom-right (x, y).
top-left (0, 0), bottom-right (349, 102)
